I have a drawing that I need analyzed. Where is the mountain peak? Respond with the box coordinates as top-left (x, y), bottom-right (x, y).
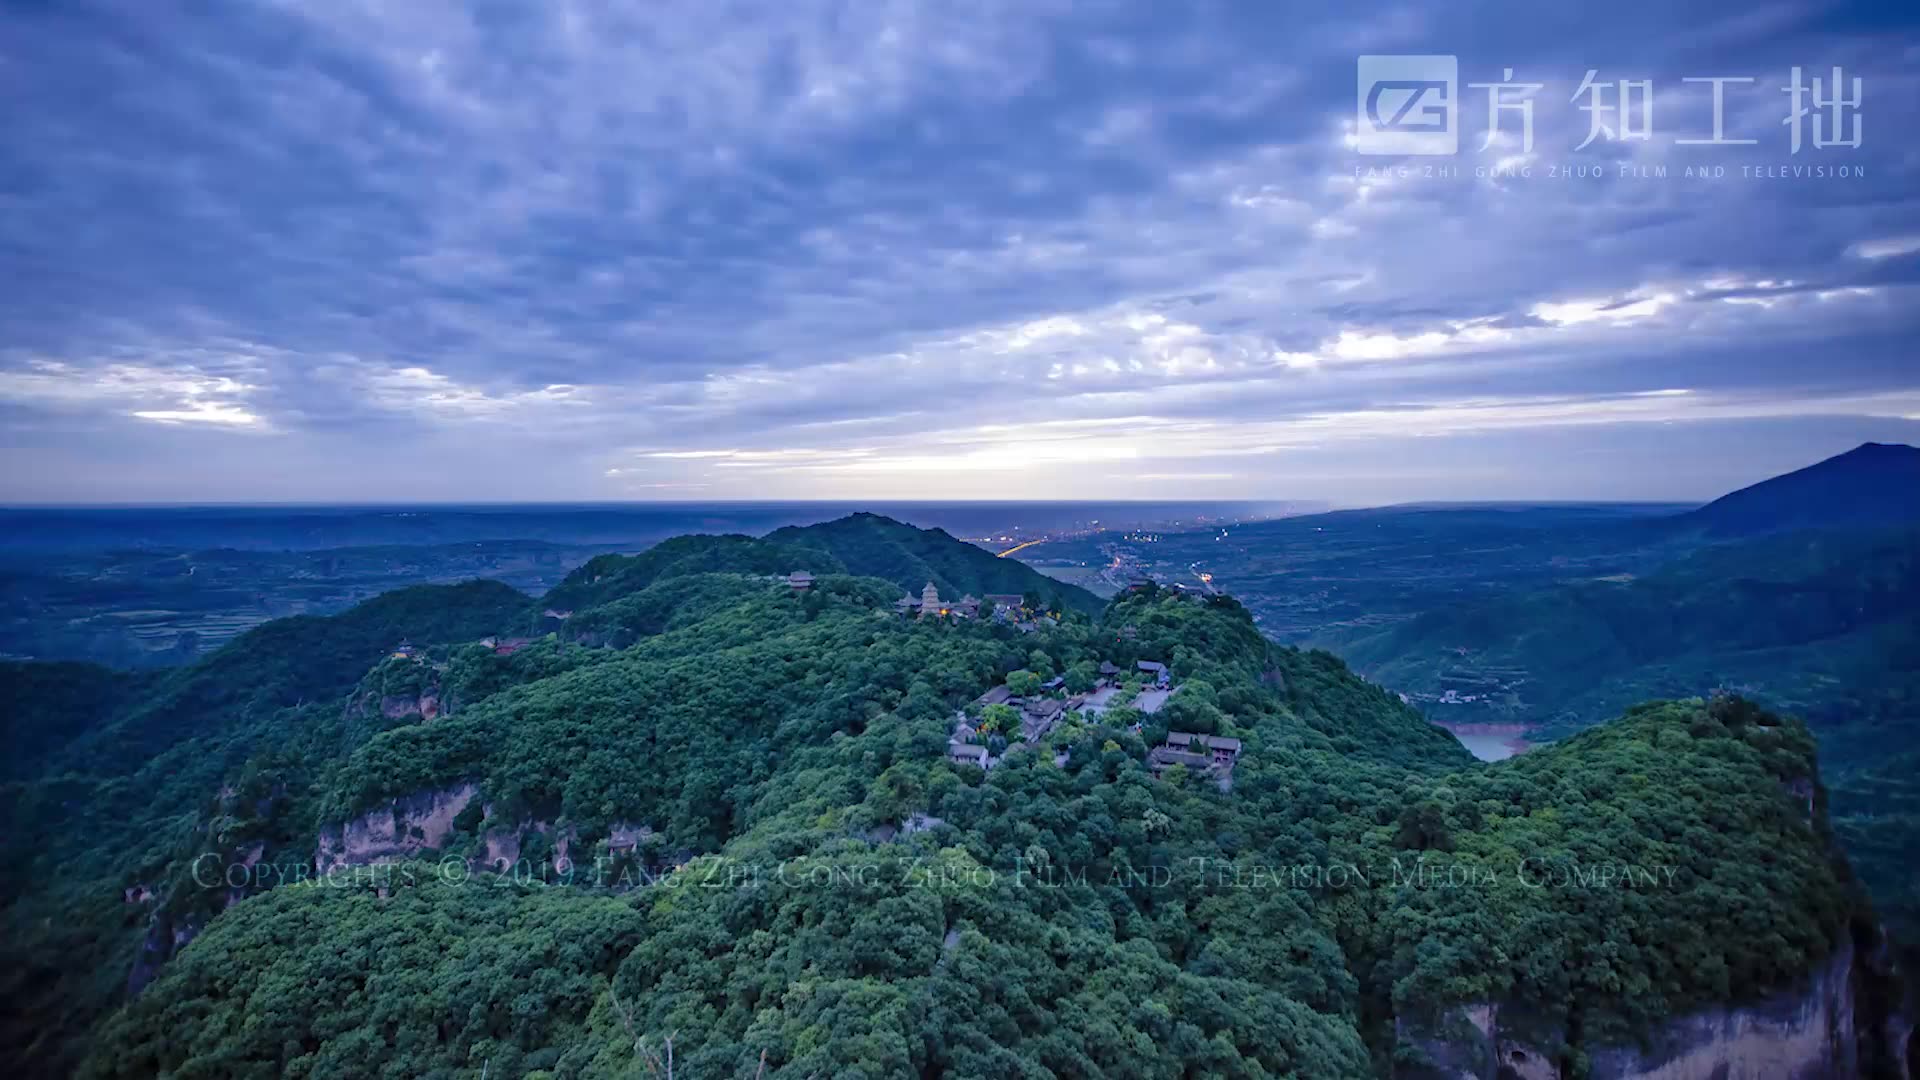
top-left (1836, 440), bottom-right (1914, 459)
top-left (767, 513), bottom-right (1103, 613)
top-left (1680, 442), bottom-right (1920, 536)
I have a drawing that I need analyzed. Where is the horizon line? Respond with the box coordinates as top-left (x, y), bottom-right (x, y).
top-left (0, 497), bottom-right (1702, 512)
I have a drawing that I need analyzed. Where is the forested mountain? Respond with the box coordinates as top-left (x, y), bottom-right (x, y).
top-left (0, 507), bottom-right (1129, 672)
top-left (0, 519), bottom-right (1909, 1078)
top-left (1675, 442), bottom-right (1920, 537)
top-left (1321, 526), bottom-right (1920, 754)
top-left (541, 533), bottom-right (846, 612)
top-left (541, 514), bottom-right (1101, 619)
top-left (63, 580), bottom-right (533, 773)
top-left (1831, 750), bottom-right (1920, 981)
top-left (769, 512), bottom-right (1104, 614)
top-left (0, 661), bottom-right (155, 781)
top-left (1317, 523), bottom-right (1920, 975)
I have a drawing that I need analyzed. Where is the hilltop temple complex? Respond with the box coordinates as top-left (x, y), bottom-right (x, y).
top-left (895, 583), bottom-right (1028, 620)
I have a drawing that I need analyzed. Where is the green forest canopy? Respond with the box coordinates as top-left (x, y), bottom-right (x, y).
top-left (0, 520), bottom-right (1895, 1079)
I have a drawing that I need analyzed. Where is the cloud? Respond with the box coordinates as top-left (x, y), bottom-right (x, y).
top-left (1531, 291), bottom-right (1680, 326)
top-left (353, 364), bottom-right (593, 421)
top-left (1, 1), bottom-right (1917, 500)
top-left (0, 358), bottom-right (267, 429)
top-left (1850, 235), bottom-right (1920, 260)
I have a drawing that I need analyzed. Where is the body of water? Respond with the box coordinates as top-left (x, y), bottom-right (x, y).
top-left (1439, 726), bottom-right (1534, 762)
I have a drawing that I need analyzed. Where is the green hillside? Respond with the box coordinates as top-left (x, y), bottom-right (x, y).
top-left (1828, 749), bottom-right (1920, 974)
top-left (0, 520), bottom-right (1904, 1079)
top-left (0, 661), bottom-right (155, 780)
top-left (61, 579), bottom-right (532, 774)
top-left (1319, 526), bottom-right (1920, 960)
top-left (769, 512), bottom-right (1104, 614)
top-left (540, 514), bottom-right (1101, 620)
top-left (1322, 526), bottom-right (1919, 746)
top-left (540, 533), bottom-right (844, 612)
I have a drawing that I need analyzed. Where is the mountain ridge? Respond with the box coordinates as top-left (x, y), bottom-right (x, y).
top-left (1675, 441), bottom-right (1920, 536)
top-left (767, 511), bottom-right (1104, 613)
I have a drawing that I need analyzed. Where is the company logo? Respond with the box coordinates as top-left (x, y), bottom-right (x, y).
top-left (1356, 55), bottom-right (1458, 155)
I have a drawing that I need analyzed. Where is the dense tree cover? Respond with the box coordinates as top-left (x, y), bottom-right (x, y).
top-left (1320, 526), bottom-right (1920, 957)
top-left (541, 535), bottom-right (845, 612)
top-left (1325, 527), bottom-right (1920, 744)
top-left (1379, 697), bottom-right (1853, 1048)
top-left (1830, 750), bottom-right (1920, 973)
top-left (1104, 587), bottom-right (1470, 772)
top-left (0, 522), bottom-right (1896, 1078)
top-left (558, 572), bottom-right (779, 649)
top-left (57, 580), bottom-right (532, 774)
top-left (0, 580), bottom-right (528, 1077)
top-left (82, 869), bottom-right (646, 1080)
top-left (318, 576), bottom-right (1043, 844)
top-left (0, 660), bottom-right (155, 779)
top-left (767, 513), bottom-right (1103, 615)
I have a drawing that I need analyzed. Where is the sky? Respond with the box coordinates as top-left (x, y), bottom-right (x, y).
top-left (2, 1), bottom-right (1917, 506)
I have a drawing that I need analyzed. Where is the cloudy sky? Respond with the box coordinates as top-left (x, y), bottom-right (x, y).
top-left (2, 1), bottom-right (1917, 505)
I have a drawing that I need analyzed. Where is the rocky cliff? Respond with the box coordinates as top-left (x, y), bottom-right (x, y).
top-left (314, 783), bottom-right (477, 871)
top-left (1399, 937), bottom-right (1911, 1079)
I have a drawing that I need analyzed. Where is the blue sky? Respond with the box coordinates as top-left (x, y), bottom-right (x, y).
top-left (2, 1), bottom-right (1916, 505)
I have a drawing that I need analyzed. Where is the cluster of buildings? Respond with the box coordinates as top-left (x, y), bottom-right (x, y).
top-left (787, 572), bottom-right (1034, 625)
top-left (478, 635), bottom-right (534, 656)
top-left (1147, 732), bottom-right (1243, 784)
top-left (945, 674), bottom-right (1093, 768)
top-left (945, 660), bottom-right (1234, 782)
top-left (392, 633), bottom-right (540, 663)
top-left (894, 581), bottom-right (1026, 621)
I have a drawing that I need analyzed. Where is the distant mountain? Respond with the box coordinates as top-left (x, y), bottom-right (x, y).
top-left (1321, 525), bottom-right (1920, 753)
top-left (541, 533), bottom-right (843, 611)
top-left (769, 512), bottom-right (1104, 613)
top-left (539, 513), bottom-right (1103, 616)
top-left (1676, 442), bottom-right (1920, 536)
top-left (1316, 520), bottom-right (1920, 962)
top-left (63, 579), bottom-right (531, 772)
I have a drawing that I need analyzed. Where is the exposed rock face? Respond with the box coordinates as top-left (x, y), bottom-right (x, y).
top-left (1586, 939), bottom-right (1856, 1079)
top-left (1398, 939), bottom-right (1903, 1080)
top-left (127, 910), bottom-right (198, 996)
top-left (480, 820), bottom-right (573, 871)
top-left (314, 784), bottom-right (477, 871)
top-left (379, 691), bottom-right (440, 720)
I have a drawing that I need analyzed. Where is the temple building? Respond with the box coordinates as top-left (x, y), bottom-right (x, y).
top-left (896, 581), bottom-right (980, 619)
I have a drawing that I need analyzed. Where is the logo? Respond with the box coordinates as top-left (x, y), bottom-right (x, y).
top-left (1357, 55), bottom-right (1458, 155)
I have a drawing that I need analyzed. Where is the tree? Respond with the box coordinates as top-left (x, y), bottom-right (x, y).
top-left (1006, 669), bottom-right (1043, 697)
top-left (979, 704), bottom-right (1019, 735)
